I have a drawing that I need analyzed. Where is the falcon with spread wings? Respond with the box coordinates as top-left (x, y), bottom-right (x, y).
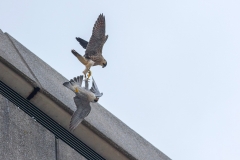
top-left (63, 75), bottom-right (103, 131)
top-left (72, 13), bottom-right (108, 79)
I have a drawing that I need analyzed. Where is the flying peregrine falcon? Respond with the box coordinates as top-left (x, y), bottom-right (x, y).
top-left (63, 75), bottom-right (103, 131)
top-left (72, 13), bottom-right (108, 79)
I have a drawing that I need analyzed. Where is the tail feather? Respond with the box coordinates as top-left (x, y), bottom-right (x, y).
top-left (73, 77), bottom-right (77, 82)
top-left (63, 75), bottom-right (83, 92)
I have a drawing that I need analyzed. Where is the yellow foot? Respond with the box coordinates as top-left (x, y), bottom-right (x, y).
top-left (74, 88), bottom-right (79, 93)
top-left (87, 70), bottom-right (92, 80)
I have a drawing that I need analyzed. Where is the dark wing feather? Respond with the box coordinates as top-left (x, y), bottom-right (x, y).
top-left (84, 14), bottom-right (106, 59)
top-left (69, 96), bottom-right (91, 131)
top-left (76, 37), bottom-right (88, 49)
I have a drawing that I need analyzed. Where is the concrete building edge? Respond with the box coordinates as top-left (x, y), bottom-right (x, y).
top-left (0, 58), bottom-right (134, 160)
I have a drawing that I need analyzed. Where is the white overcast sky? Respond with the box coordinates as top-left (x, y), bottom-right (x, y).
top-left (1, 1), bottom-right (240, 160)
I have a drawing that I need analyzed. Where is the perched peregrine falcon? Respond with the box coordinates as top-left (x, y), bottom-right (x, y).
top-left (63, 75), bottom-right (103, 131)
top-left (72, 13), bottom-right (108, 79)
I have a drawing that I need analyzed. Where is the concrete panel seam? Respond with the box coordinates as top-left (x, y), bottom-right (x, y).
top-left (55, 136), bottom-right (59, 160)
top-left (5, 33), bottom-right (42, 88)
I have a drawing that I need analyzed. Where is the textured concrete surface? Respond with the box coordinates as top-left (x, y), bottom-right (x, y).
top-left (0, 30), bottom-right (171, 160)
top-left (58, 139), bottom-right (87, 160)
top-left (6, 33), bottom-right (76, 112)
top-left (0, 59), bottom-right (34, 98)
top-left (0, 94), bottom-right (55, 160)
top-left (0, 30), bottom-right (36, 82)
top-left (87, 103), bottom-right (171, 160)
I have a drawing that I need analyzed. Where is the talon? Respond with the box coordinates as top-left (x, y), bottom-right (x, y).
top-left (87, 70), bottom-right (92, 80)
top-left (74, 88), bottom-right (79, 93)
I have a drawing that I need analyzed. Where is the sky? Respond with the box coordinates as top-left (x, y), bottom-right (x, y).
top-left (1, 1), bottom-right (240, 160)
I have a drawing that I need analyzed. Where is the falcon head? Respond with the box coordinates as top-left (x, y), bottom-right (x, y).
top-left (102, 59), bottom-right (107, 68)
top-left (94, 97), bottom-right (99, 102)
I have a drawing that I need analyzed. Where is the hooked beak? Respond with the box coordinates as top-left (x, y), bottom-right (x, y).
top-left (94, 97), bottom-right (99, 102)
top-left (102, 62), bottom-right (107, 68)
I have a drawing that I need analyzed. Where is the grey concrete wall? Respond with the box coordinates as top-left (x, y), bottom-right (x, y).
top-left (0, 94), bottom-right (86, 160)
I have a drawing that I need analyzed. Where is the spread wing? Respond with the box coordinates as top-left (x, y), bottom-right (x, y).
top-left (69, 96), bottom-right (91, 131)
top-left (90, 77), bottom-right (103, 97)
top-left (84, 14), bottom-right (106, 60)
